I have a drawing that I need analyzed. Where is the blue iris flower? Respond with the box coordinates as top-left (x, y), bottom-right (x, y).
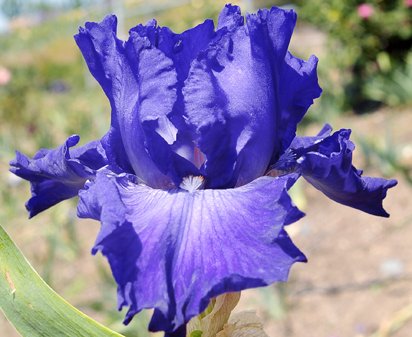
top-left (10, 5), bottom-right (396, 337)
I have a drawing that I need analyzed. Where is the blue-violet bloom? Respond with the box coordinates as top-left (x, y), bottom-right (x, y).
top-left (10, 5), bottom-right (397, 337)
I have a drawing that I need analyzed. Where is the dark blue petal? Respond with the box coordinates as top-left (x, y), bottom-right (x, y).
top-left (289, 123), bottom-right (332, 149)
top-left (247, 7), bottom-right (296, 69)
top-left (141, 125), bottom-right (201, 186)
top-left (184, 7), bottom-right (279, 188)
top-left (163, 325), bottom-right (186, 337)
top-left (10, 135), bottom-right (107, 217)
top-left (276, 52), bottom-right (322, 154)
top-left (247, 7), bottom-right (322, 160)
top-left (295, 129), bottom-right (397, 217)
top-left (77, 170), bottom-right (305, 334)
top-left (246, 7), bottom-right (321, 162)
top-left (184, 5), bottom-right (321, 188)
top-left (269, 124), bottom-right (332, 175)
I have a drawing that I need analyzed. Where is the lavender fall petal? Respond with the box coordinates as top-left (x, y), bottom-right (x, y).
top-left (78, 170), bottom-right (305, 334)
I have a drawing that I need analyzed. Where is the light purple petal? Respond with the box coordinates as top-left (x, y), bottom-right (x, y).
top-left (77, 170), bottom-right (305, 334)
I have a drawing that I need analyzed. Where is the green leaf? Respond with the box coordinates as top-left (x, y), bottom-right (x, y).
top-left (0, 225), bottom-right (124, 337)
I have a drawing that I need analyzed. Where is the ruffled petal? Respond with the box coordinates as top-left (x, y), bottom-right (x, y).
top-left (288, 123), bottom-right (332, 149)
top-left (268, 124), bottom-right (332, 176)
top-left (184, 6), bottom-right (279, 188)
top-left (77, 170), bottom-right (305, 334)
top-left (76, 16), bottom-right (221, 188)
top-left (217, 4), bottom-right (245, 30)
top-left (275, 52), bottom-right (322, 155)
top-left (131, 19), bottom-right (216, 171)
top-left (75, 15), bottom-right (179, 188)
top-left (132, 18), bottom-right (215, 86)
top-left (294, 129), bottom-right (397, 217)
top-left (245, 7), bottom-right (321, 162)
top-left (184, 5), bottom-right (321, 188)
top-left (125, 31), bottom-right (201, 185)
top-left (235, 7), bottom-right (301, 185)
top-left (9, 135), bottom-right (107, 217)
top-left (246, 7), bottom-right (322, 162)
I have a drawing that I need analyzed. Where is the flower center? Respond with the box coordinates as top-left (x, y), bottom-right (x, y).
top-left (267, 148), bottom-right (298, 177)
top-left (179, 175), bottom-right (205, 192)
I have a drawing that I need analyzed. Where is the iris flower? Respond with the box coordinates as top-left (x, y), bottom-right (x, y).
top-left (10, 5), bottom-right (396, 337)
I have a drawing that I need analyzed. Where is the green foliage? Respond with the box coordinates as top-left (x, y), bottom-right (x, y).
top-left (294, 0), bottom-right (412, 112)
top-left (364, 51), bottom-right (412, 107)
top-left (0, 225), bottom-right (124, 337)
top-left (357, 133), bottom-right (412, 184)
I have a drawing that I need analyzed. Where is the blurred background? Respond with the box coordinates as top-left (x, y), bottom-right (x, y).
top-left (0, 0), bottom-right (411, 336)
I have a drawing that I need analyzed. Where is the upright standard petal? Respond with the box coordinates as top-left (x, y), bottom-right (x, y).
top-left (132, 18), bottom-right (215, 87)
top-left (275, 52), bottom-right (322, 155)
top-left (131, 19), bottom-right (216, 169)
top-left (292, 129), bottom-right (397, 217)
top-left (184, 6), bottom-right (279, 188)
top-left (78, 171), bottom-right (305, 335)
top-left (75, 15), bottom-right (180, 188)
top-left (184, 5), bottom-right (321, 188)
top-left (125, 31), bottom-right (201, 185)
top-left (10, 135), bottom-right (107, 217)
top-left (245, 7), bottom-right (322, 163)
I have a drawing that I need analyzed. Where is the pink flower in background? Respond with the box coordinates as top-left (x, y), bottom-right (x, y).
top-left (0, 66), bottom-right (11, 86)
top-left (405, 0), bottom-right (412, 7)
top-left (357, 3), bottom-right (374, 19)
